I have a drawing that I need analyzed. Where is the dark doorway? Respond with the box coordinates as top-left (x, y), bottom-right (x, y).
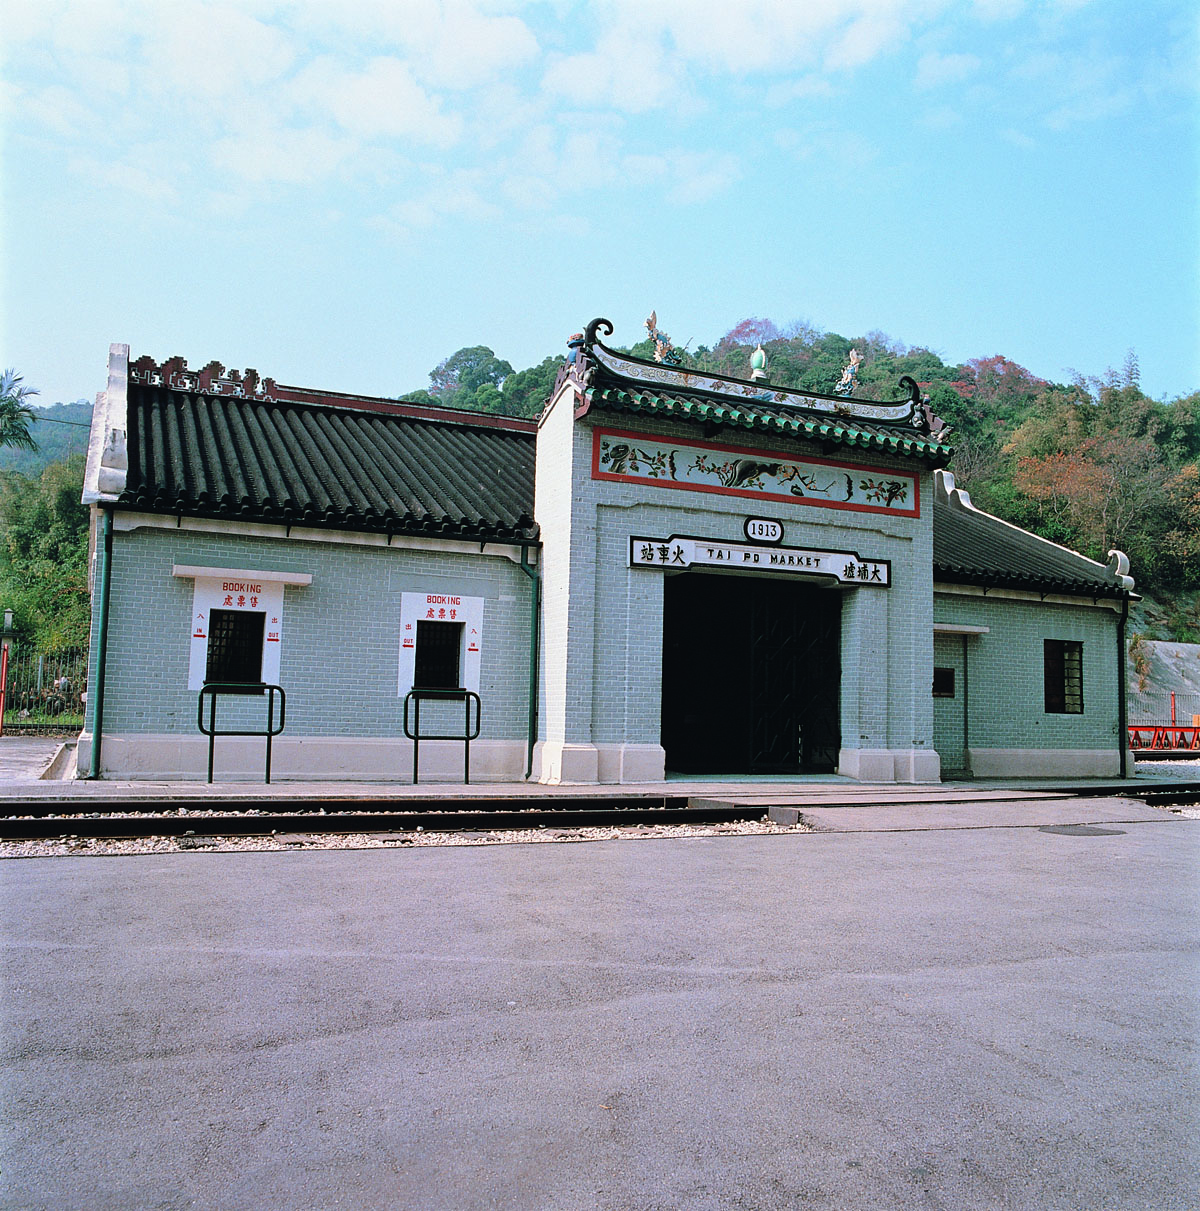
top-left (661, 572), bottom-right (841, 774)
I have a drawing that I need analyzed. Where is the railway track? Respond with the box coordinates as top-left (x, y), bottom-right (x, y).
top-left (2, 781), bottom-right (1197, 842)
top-left (0, 796), bottom-right (771, 841)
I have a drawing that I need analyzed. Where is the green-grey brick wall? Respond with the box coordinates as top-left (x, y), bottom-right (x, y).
top-left (560, 412), bottom-right (936, 753)
top-left (88, 524), bottom-right (533, 740)
top-left (933, 591), bottom-right (1123, 752)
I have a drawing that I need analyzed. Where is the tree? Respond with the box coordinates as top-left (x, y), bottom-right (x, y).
top-left (501, 355), bottom-right (564, 418)
top-left (0, 399), bottom-right (92, 473)
top-left (427, 346), bottom-right (514, 406)
top-left (0, 369), bottom-right (39, 452)
top-left (717, 317), bottom-right (783, 349)
top-left (0, 454), bottom-right (91, 649)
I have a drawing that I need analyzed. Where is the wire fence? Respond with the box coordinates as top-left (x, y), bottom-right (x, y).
top-left (1, 646), bottom-right (87, 735)
top-left (1127, 691), bottom-right (1200, 727)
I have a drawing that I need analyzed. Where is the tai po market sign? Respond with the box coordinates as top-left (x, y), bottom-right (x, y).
top-left (629, 535), bottom-right (890, 587)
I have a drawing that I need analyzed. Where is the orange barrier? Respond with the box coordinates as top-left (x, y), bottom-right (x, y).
top-left (1128, 725), bottom-right (1200, 751)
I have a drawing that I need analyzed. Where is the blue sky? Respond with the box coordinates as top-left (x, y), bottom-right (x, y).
top-left (3, 0), bottom-right (1197, 407)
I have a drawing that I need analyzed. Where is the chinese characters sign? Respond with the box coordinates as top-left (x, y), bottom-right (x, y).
top-left (593, 427), bottom-right (919, 518)
top-left (629, 536), bottom-right (890, 587)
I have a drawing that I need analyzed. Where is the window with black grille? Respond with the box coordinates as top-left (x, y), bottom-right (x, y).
top-left (206, 610), bottom-right (265, 687)
top-left (932, 667), bottom-right (955, 698)
top-left (1044, 639), bottom-right (1083, 714)
top-left (414, 620), bottom-right (463, 689)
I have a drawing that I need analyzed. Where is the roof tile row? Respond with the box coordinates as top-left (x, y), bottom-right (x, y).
top-left (586, 382), bottom-right (954, 464)
top-left (121, 386), bottom-right (537, 541)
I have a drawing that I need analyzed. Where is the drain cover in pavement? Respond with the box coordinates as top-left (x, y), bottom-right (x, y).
top-left (1038, 824), bottom-right (1126, 836)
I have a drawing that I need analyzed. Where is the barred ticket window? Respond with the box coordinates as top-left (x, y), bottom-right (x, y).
top-left (177, 568), bottom-right (309, 692)
top-left (414, 620), bottom-right (463, 689)
top-left (932, 667), bottom-right (955, 698)
top-left (1044, 639), bottom-right (1083, 714)
top-left (205, 610), bottom-right (265, 686)
top-left (398, 593), bottom-right (484, 696)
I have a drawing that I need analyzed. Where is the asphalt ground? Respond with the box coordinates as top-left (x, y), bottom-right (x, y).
top-left (1, 818), bottom-right (1197, 1211)
top-left (0, 738), bottom-right (70, 784)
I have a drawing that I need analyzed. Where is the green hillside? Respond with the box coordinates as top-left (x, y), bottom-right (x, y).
top-left (0, 400), bottom-right (93, 474)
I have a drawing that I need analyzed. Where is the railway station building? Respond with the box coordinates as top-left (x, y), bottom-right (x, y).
top-left (78, 318), bottom-right (1137, 783)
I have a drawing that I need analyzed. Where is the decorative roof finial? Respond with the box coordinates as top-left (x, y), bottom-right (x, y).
top-left (749, 343), bottom-right (768, 382)
top-left (833, 348), bottom-right (863, 397)
top-left (644, 310), bottom-right (684, 366)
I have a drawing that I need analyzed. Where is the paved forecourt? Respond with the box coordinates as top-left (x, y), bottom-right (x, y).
top-left (2, 817), bottom-right (1197, 1211)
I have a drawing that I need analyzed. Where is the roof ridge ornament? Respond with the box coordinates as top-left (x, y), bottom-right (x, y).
top-left (578, 318), bottom-right (945, 435)
top-left (644, 310), bottom-right (684, 366)
top-left (833, 348), bottom-right (862, 397)
top-left (128, 354), bottom-right (278, 401)
top-left (1106, 549), bottom-right (1136, 590)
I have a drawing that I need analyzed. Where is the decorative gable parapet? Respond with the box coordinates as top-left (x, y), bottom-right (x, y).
top-left (570, 316), bottom-right (949, 439)
top-left (1106, 550), bottom-right (1136, 591)
top-left (83, 342), bottom-right (131, 504)
top-left (129, 355), bottom-right (279, 401)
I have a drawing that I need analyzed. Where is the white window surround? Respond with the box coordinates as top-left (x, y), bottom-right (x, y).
top-left (173, 567), bottom-right (310, 690)
top-left (398, 592), bottom-right (484, 696)
top-left (933, 623), bottom-right (990, 635)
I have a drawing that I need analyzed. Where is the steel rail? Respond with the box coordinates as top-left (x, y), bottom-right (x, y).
top-left (4, 785), bottom-right (1198, 841)
top-left (0, 799), bottom-right (785, 841)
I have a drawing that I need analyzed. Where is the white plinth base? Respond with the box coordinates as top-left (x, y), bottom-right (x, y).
top-left (595, 743), bottom-right (666, 784)
top-left (967, 748), bottom-right (1122, 778)
top-left (532, 741), bottom-right (599, 784)
top-left (75, 732), bottom-right (527, 782)
top-left (838, 747), bottom-right (941, 783)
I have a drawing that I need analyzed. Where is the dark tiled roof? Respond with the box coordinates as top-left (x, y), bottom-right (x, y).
top-left (586, 380), bottom-right (953, 463)
top-left (933, 493), bottom-right (1128, 598)
top-left (120, 384), bottom-right (538, 542)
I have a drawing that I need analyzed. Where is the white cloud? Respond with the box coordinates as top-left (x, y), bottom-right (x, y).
top-left (288, 0), bottom-right (539, 89)
top-left (662, 150), bottom-right (742, 203)
top-left (209, 121), bottom-right (353, 185)
top-left (409, 1), bottom-right (540, 89)
top-left (11, 84), bottom-right (101, 139)
top-left (918, 105), bottom-right (965, 130)
top-left (826, 8), bottom-right (910, 70)
top-left (139, 2), bottom-right (298, 105)
top-left (542, 29), bottom-right (683, 114)
top-left (68, 152), bottom-right (180, 205)
top-left (1000, 127), bottom-right (1037, 148)
top-left (650, 0), bottom-right (950, 74)
top-left (765, 76), bottom-right (837, 107)
top-left (1011, 47), bottom-right (1138, 130)
top-left (371, 170), bottom-right (503, 237)
top-left (296, 57), bottom-right (463, 146)
top-left (914, 51), bottom-right (981, 90)
top-left (970, 0), bottom-right (1025, 18)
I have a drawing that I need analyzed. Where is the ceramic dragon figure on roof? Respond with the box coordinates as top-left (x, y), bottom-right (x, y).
top-left (833, 348), bottom-right (863, 397)
top-left (644, 311), bottom-right (684, 366)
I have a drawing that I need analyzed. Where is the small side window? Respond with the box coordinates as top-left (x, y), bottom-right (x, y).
top-left (1044, 639), bottom-right (1083, 714)
top-left (932, 667), bottom-right (955, 698)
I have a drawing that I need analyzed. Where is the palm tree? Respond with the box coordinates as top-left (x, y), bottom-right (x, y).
top-left (0, 369), bottom-right (38, 451)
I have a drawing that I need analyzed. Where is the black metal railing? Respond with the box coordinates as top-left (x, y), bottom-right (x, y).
top-left (0, 645), bottom-right (88, 735)
top-left (197, 683), bottom-right (286, 784)
top-left (403, 688), bottom-right (481, 785)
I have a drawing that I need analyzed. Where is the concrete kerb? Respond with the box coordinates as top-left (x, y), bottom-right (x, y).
top-left (41, 741), bottom-right (78, 781)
